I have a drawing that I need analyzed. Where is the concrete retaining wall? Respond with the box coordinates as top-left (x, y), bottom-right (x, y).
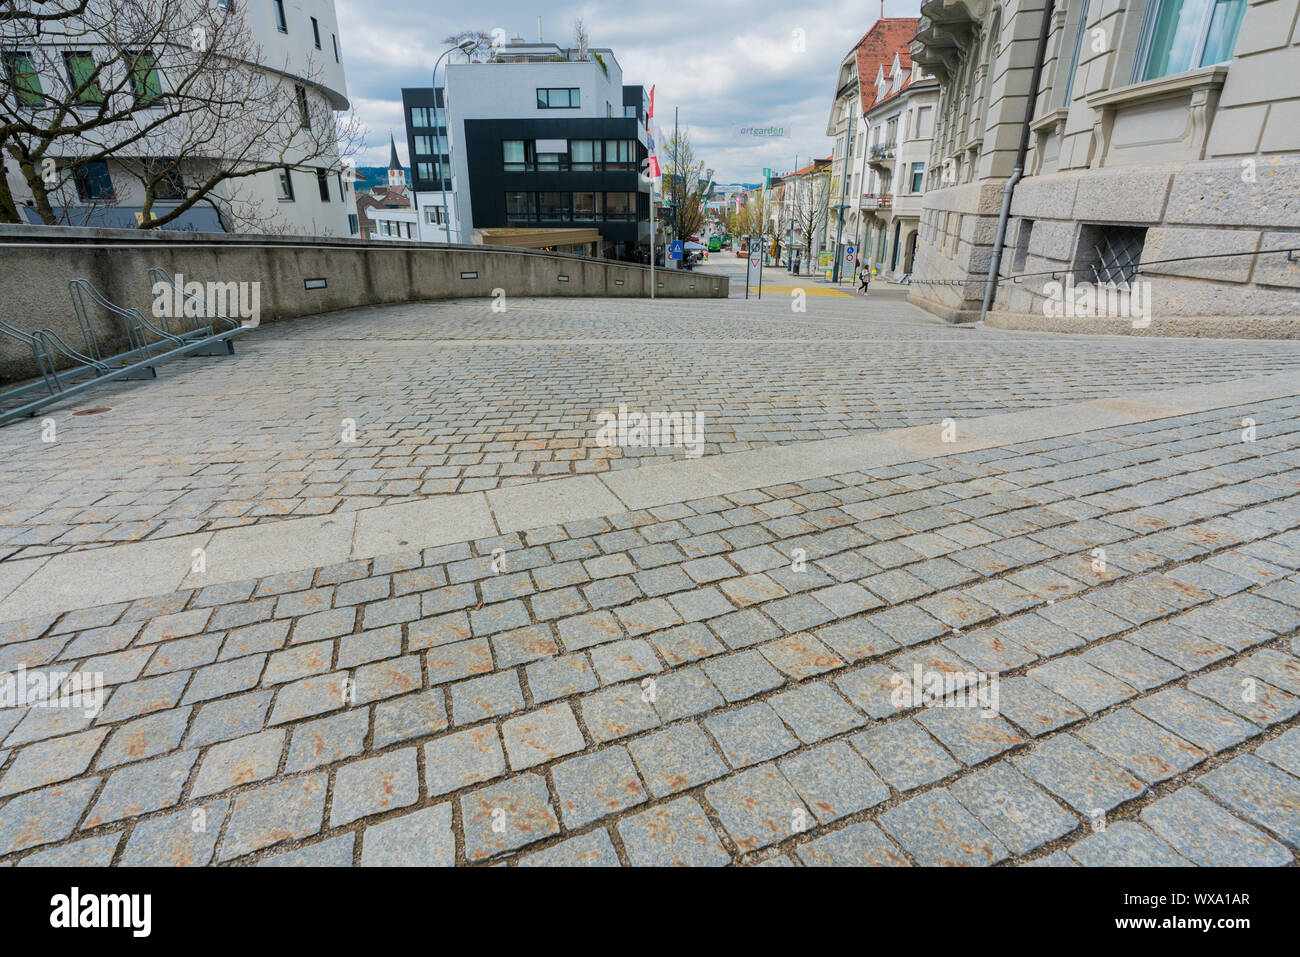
top-left (0, 224), bottom-right (727, 383)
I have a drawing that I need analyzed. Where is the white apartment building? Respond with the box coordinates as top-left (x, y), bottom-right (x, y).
top-left (828, 18), bottom-right (937, 279)
top-left (2, 0), bottom-right (355, 235)
top-left (424, 39), bottom-right (651, 259)
top-left (859, 53), bottom-right (939, 279)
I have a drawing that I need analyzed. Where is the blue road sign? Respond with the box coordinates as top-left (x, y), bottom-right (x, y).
top-left (669, 240), bottom-right (683, 261)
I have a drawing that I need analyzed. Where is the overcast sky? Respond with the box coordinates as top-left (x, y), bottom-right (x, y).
top-left (336, 0), bottom-right (922, 184)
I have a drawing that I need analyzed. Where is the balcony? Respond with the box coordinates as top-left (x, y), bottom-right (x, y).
top-left (860, 194), bottom-right (892, 210)
top-left (867, 144), bottom-right (896, 172)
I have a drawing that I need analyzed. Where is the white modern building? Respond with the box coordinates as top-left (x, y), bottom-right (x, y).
top-left (2, 0), bottom-right (355, 235)
top-left (401, 36), bottom-right (651, 258)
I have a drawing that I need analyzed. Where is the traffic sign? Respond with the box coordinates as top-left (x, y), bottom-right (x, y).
top-left (845, 245), bottom-right (855, 265)
top-left (669, 240), bottom-right (683, 261)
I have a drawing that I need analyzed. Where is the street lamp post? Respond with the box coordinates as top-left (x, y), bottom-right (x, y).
top-left (432, 39), bottom-right (474, 243)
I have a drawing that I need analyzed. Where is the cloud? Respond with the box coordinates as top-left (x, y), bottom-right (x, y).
top-left (335, 0), bottom-right (922, 179)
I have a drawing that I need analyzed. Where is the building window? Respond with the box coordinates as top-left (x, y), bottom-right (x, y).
top-left (910, 163), bottom-right (925, 193)
top-left (623, 105), bottom-right (638, 119)
top-left (218, 0), bottom-right (234, 10)
top-left (536, 145), bottom-right (568, 172)
top-left (311, 16), bottom-right (321, 49)
top-left (149, 168), bottom-right (185, 201)
top-left (73, 161), bottom-right (114, 201)
top-left (916, 105), bottom-right (933, 137)
top-left (410, 107), bottom-right (431, 127)
top-left (333, 34), bottom-right (340, 63)
top-left (64, 52), bottom-right (103, 106)
top-left (273, 0), bottom-right (288, 33)
top-left (502, 139), bottom-right (534, 171)
top-left (276, 166), bottom-right (295, 201)
top-left (348, 213), bottom-right (359, 234)
top-left (573, 191), bottom-right (600, 220)
top-left (570, 139), bottom-right (601, 171)
top-left (538, 191), bottom-right (569, 220)
top-left (4, 51), bottom-right (44, 108)
top-left (536, 87), bottom-right (580, 108)
top-left (416, 162), bottom-right (436, 181)
top-left (128, 50), bottom-right (163, 108)
top-left (604, 139), bottom-right (634, 170)
top-left (316, 168), bottom-right (330, 201)
top-left (296, 85), bottom-right (310, 128)
top-left (1062, 0), bottom-right (1092, 101)
top-left (424, 207), bottom-right (445, 225)
top-left (414, 135), bottom-right (432, 154)
top-left (1137, 0), bottom-right (1245, 82)
top-left (505, 190), bottom-right (536, 220)
top-left (604, 191), bottom-right (634, 221)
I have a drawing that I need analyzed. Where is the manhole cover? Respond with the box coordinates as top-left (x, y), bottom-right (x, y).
top-left (71, 407), bottom-right (112, 416)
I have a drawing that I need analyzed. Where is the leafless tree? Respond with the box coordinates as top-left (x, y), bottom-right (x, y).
top-left (442, 29), bottom-right (495, 62)
top-left (1, 0), bottom-right (362, 230)
top-left (572, 17), bottom-right (588, 60)
top-left (791, 168), bottom-right (831, 259)
top-left (663, 129), bottom-right (705, 241)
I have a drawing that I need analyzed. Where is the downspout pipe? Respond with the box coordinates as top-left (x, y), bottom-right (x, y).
top-left (979, 0), bottom-right (1056, 324)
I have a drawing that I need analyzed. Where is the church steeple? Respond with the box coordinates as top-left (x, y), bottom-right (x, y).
top-left (388, 133), bottom-right (403, 187)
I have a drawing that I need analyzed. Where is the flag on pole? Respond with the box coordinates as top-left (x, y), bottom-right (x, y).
top-left (645, 85), bottom-right (661, 181)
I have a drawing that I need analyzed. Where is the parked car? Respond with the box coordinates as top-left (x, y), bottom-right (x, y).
top-left (708, 237), bottom-right (721, 252)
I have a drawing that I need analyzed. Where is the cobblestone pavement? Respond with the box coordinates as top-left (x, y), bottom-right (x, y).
top-left (1, 385), bottom-right (1299, 866)
top-left (4, 287), bottom-right (1300, 560)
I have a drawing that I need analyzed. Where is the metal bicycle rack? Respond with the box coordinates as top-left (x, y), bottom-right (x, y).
top-left (0, 267), bottom-right (247, 426)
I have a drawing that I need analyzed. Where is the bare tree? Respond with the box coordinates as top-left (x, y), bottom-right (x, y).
top-left (572, 17), bottom-right (588, 60)
top-left (791, 168), bottom-right (831, 260)
top-left (442, 29), bottom-right (495, 62)
top-left (1, 0), bottom-right (362, 230)
top-left (662, 128), bottom-right (705, 242)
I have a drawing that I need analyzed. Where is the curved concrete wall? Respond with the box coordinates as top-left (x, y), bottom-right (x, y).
top-left (0, 225), bottom-right (728, 384)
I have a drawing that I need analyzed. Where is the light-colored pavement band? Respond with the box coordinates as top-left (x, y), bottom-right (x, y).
top-left (0, 370), bottom-right (1294, 624)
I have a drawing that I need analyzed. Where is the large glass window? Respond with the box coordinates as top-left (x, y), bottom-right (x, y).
top-left (538, 191), bottom-right (569, 219)
top-left (505, 191), bottom-right (536, 220)
top-left (604, 139), bottom-right (634, 170)
top-left (1139, 0), bottom-right (1245, 81)
top-left (503, 139), bottom-right (528, 171)
top-left (4, 51), bottom-right (43, 108)
top-left (414, 136), bottom-right (432, 155)
top-left (604, 191), bottom-right (634, 220)
top-left (128, 50), bottom-right (163, 108)
top-left (64, 52), bottom-right (103, 106)
top-left (909, 163), bottom-right (925, 193)
top-left (410, 107), bottom-right (431, 127)
top-left (573, 191), bottom-right (599, 220)
top-left (537, 87), bottom-right (580, 108)
top-left (536, 148), bottom-right (567, 172)
top-left (570, 139), bottom-right (601, 171)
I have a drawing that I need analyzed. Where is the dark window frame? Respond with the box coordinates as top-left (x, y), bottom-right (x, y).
top-left (273, 0), bottom-right (288, 33)
top-left (536, 87), bottom-right (580, 109)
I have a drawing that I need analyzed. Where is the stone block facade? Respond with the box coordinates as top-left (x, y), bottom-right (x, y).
top-left (908, 0), bottom-right (1300, 335)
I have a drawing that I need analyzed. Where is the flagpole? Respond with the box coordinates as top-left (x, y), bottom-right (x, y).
top-left (650, 184), bottom-right (656, 300)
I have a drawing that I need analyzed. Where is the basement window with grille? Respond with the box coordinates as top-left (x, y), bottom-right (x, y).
top-left (1075, 224), bottom-right (1147, 286)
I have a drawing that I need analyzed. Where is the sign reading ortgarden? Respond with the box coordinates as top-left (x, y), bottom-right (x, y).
top-left (733, 125), bottom-right (792, 139)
